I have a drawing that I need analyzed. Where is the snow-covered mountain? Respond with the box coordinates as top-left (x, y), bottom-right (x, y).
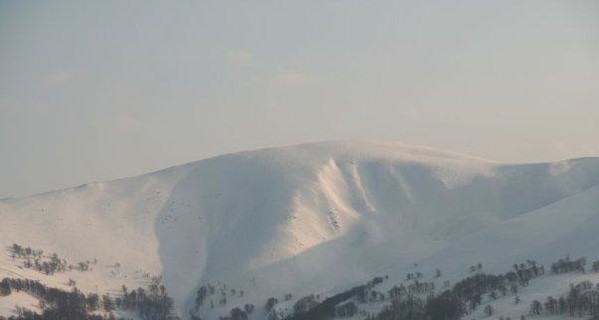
top-left (1, 141), bottom-right (599, 320)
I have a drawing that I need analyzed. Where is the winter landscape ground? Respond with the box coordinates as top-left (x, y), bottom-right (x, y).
top-left (1, 141), bottom-right (599, 320)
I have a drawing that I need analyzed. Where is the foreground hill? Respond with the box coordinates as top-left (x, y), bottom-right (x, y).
top-left (1, 141), bottom-right (599, 319)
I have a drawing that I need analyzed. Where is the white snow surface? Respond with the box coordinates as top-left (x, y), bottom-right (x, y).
top-left (1, 140), bottom-right (599, 319)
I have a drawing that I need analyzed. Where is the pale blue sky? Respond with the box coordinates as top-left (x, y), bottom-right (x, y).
top-left (1, 0), bottom-right (598, 198)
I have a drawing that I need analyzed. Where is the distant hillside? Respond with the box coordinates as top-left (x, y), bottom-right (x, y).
top-left (1, 141), bottom-right (599, 320)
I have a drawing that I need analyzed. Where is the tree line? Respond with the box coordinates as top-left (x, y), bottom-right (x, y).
top-left (9, 243), bottom-right (93, 275)
top-left (0, 277), bottom-right (109, 320)
top-left (530, 280), bottom-right (599, 318)
top-left (0, 277), bottom-right (177, 320)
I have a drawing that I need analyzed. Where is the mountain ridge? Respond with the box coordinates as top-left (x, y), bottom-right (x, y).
top-left (1, 140), bottom-right (599, 319)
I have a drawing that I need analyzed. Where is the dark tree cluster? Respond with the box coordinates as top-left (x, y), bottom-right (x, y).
top-left (218, 307), bottom-right (248, 320)
top-left (530, 280), bottom-right (599, 318)
top-left (27, 255), bottom-right (68, 275)
top-left (407, 281), bottom-right (434, 295)
top-left (335, 302), bottom-right (358, 318)
top-left (369, 277), bottom-right (384, 287)
top-left (288, 287), bottom-right (361, 320)
top-left (10, 244), bottom-right (66, 275)
top-left (370, 280), bottom-right (466, 320)
top-left (285, 265), bottom-right (535, 320)
top-left (451, 273), bottom-right (504, 303)
top-left (0, 278), bottom-right (10, 296)
top-left (9, 244), bottom-right (43, 259)
top-left (370, 280), bottom-right (480, 320)
top-left (366, 260), bottom-right (543, 320)
top-left (0, 277), bottom-right (110, 320)
top-left (287, 276), bottom-right (386, 320)
top-left (369, 294), bottom-right (426, 320)
top-left (118, 277), bottom-right (175, 320)
top-left (9, 243), bottom-right (93, 275)
top-left (425, 291), bottom-right (464, 320)
top-left (74, 261), bottom-right (92, 272)
top-left (1, 277), bottom-right (177, 320)
top-left (194, 285), bottom-right (209, 309)
top-left (354, 277), bottom-right (391, 304)
top-left (293, 294), bottom-right (319, 315)
top-left (265, 297), bottom-right (278, 312)
top-left (550, 256), bottom-right (586, 274)
top-left (506, 260), bottom-right (544, 287)
top-left (191, 281), bottom-right (243, 315)
top-left (387, 285), bottom-right (407, 300)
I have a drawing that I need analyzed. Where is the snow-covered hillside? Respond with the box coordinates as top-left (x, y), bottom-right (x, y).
top-left (1, 141), bottom-right (599, 320)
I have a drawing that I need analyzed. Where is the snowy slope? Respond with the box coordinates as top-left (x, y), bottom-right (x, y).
top-left (1, 141), bottom-right (598, 319)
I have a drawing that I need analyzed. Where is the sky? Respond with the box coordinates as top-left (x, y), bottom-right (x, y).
top-left (0, 0), bottom-right (598, 198)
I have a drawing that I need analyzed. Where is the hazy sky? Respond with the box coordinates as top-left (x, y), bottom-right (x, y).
top-left (1, 1), bottom-right (598, 198)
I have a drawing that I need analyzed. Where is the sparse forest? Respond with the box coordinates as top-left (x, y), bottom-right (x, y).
top-left (0, 277), bottom-right (177, 320)
top-left (8, 244), bottom-right (93, 275)
top-left (5, 245), bottom-right (599, 320)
